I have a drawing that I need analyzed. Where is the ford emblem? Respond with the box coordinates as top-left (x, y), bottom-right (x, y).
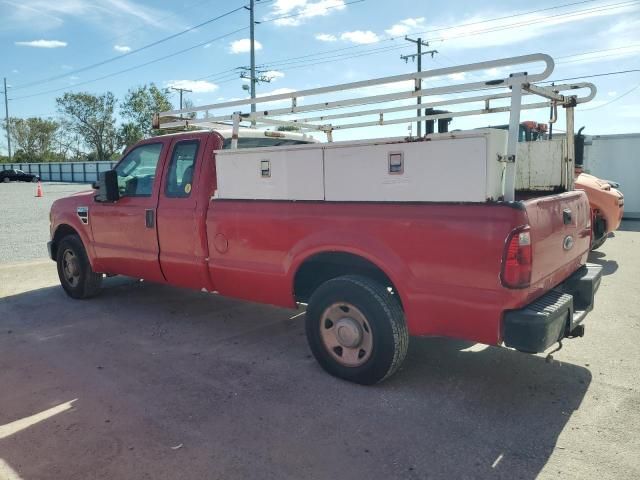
top-left (563, 235), bottom-right (575, 251)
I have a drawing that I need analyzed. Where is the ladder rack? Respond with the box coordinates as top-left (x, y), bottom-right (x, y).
top-left (153, 53), bottom-right (596, 201)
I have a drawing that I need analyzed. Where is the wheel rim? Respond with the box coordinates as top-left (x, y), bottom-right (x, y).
top-left (319, 302), bottom-right (373, 367)
top-left (62, 249), bottom-right (81, 287)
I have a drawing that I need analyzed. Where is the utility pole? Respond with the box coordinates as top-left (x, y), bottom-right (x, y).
top-left (400, 37), bottom-right (437, 137)
top-left (170, 86), bottom-right (192, 110)
top-left (2, 77), bottom-right (11, 161)
top-left (249, 0), bottom-right (257, 125)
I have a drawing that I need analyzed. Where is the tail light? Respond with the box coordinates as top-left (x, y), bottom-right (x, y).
top-left (501, 226), bottom-right (532, 289)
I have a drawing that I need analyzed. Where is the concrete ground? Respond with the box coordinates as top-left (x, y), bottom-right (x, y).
top-left (0, 183), bottom-right (639, 479)
top-left (0, 182), bottom-right (92, 263)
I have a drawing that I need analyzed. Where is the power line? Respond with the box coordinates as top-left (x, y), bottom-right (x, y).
top-left (11, 4), bottom-right (248, 91)
top-left (542, 68), bottom-right (640, 83)
top-left (254, 0), bottom-right (629, 70)
top-left (582, 81), bottom-right (640, 110)
top-left (10, 27), bottom-right (248, 101)
top-left (259, 0), bottom-right (365, 24)
top-left (9, 0), bottom-right (367, 100)
top-left (9, 0), bottom-right (638, 103)
top-left (421, 0), bottom-right (639, 45)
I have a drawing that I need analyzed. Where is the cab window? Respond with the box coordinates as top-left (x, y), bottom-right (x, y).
top-left (222, 138), bottom-right (312, 149)
top-left (115, 143), bottom-right (163, 197)
top-left (165, 140), bottom-right (199, 198)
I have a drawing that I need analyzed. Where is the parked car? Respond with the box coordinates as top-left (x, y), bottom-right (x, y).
top-left (0, 169), bottom-right (40, 183)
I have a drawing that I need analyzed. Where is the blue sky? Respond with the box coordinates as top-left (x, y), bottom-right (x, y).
top-left (1, 0), bottom-right (639, 151)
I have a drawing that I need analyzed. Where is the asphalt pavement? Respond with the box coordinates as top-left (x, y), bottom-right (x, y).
top-left (0, 183), bottom-right (639, 479)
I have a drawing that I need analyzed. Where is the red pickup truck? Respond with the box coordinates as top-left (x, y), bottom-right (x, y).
top-left (48, 128), bottom-right (602, 384)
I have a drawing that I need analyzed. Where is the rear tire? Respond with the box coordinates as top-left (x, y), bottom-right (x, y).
top-left (56, 235), bottom-right (102, 299)
top-left (2, 177), bottom-right (9, 183)
top-left (305, 275), bottom-right (409, 385)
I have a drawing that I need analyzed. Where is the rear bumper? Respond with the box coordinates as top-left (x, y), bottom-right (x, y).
top-left (503, 264), bottom-right (603, 353)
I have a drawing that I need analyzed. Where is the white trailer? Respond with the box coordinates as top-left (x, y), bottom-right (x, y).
top-left (584, 133), bottom-right (640, 219)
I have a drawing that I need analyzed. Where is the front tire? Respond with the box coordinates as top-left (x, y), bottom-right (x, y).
top-left (56, 235), bottom-right (102, 299)
top-left (305, 275), bottom-right (409, 385)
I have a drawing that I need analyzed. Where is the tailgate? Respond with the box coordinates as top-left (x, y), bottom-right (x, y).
top-left (523, 190), bottom-right (591, 289)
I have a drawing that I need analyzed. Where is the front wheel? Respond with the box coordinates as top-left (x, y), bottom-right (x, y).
top-left (305, 275), bottom-right (409, 385)
top-left (56, 235), bottom-right (102, 299)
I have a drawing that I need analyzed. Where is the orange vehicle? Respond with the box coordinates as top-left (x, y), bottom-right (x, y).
top-left (515, 122), bottom-right (624, 250)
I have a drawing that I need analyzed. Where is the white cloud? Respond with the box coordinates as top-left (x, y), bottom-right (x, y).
top-left (255, 87), bottom-right (302, 107)
top-left (608, 91), bottom-right (618, 97)
top-left (316, 33), bottom-right (337, 42)
top-left (265, 70), bottom-right (285, 81)
top-left (385, 17), bottom-right (425, 37)
top-left (167, 80), bottom-right (219, 93)
top-left (2, 0), bottom-right (176, 32)
top-left (15, 39), bottom-right (67, 48)
top-left (258, 87), bottom-right (297, 97)
top-left (270, 0), bottom-right (346, 27)
top-left (229, 38), bottom-right (263, 54)
top-left (11, 69), bottom-right (19, 73)
top-left (69, 75), bottom-right (80, 80)
top-left (340, 30), bottom-right (379, 44)
top-left (114, 44), bottom-right (131, 53)
top-left (448, 72), bottom-right (466, 81)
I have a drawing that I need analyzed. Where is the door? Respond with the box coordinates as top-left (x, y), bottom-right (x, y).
top-left (90, 141), bottom-right (167, 282)
top-left (156, 135), bottom-right (212, 290)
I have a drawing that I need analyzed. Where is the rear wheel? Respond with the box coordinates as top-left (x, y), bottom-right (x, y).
top-left (591, 214), bottom-right (608, 250)
top-left (305, 275), bottom-right (409, 385)
top-left (2, 177), bottom-right (9, 183)
top-left (56, 235), bottom-right (102, 299)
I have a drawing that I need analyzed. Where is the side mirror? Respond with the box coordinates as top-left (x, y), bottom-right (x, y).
top-left (94, 170), bottom-right (120, 203)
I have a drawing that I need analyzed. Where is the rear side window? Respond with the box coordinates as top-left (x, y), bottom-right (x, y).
top-left (222, 138), bottom-right (312, 149)
top-left (165, 140), bottom-right (200, 198)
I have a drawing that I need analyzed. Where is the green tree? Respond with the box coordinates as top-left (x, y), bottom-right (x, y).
top-left (276, 125), bottom-right (301, 132)
top-left (56, 92), bottom-right (120, 161)
top-left (120, 83), bottom-right (173, 137)
top-left (7, 117), bottom-right (60, 162)
top-left (118, 122), bottom-right (144, 150)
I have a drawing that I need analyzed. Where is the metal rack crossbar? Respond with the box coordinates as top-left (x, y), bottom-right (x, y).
top-left (153, 53), bottom-right (597, 201)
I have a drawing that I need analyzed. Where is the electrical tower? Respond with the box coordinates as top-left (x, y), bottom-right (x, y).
top-left (400, 37), bottom-right (438, 137)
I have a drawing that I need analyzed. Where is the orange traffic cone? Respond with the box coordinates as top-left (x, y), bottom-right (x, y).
top-left (35, 181), bottom-right (43, 198)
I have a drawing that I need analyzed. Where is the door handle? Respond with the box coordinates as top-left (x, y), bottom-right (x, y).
top-left (145, 209), bottom-right (155, 228)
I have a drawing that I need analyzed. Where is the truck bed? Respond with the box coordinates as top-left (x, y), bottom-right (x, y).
top-left (205, 189), bottom-right (591, 346)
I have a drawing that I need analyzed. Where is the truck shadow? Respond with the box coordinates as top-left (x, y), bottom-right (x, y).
top-left (0, 279), bottom-right (591, 480)
top-left (588, 250), bottom-right (619, 275)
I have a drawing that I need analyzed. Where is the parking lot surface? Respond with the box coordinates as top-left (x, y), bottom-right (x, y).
top-left (1, 184), bottom-right (639, 479)
top-left (0, 182), bottom-right (92, 263)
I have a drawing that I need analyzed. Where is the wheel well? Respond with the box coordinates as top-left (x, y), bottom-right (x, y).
top-left (293, 252), bottom-right (402, 307)
top-left (51, 224), bottom-right (79, 259)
